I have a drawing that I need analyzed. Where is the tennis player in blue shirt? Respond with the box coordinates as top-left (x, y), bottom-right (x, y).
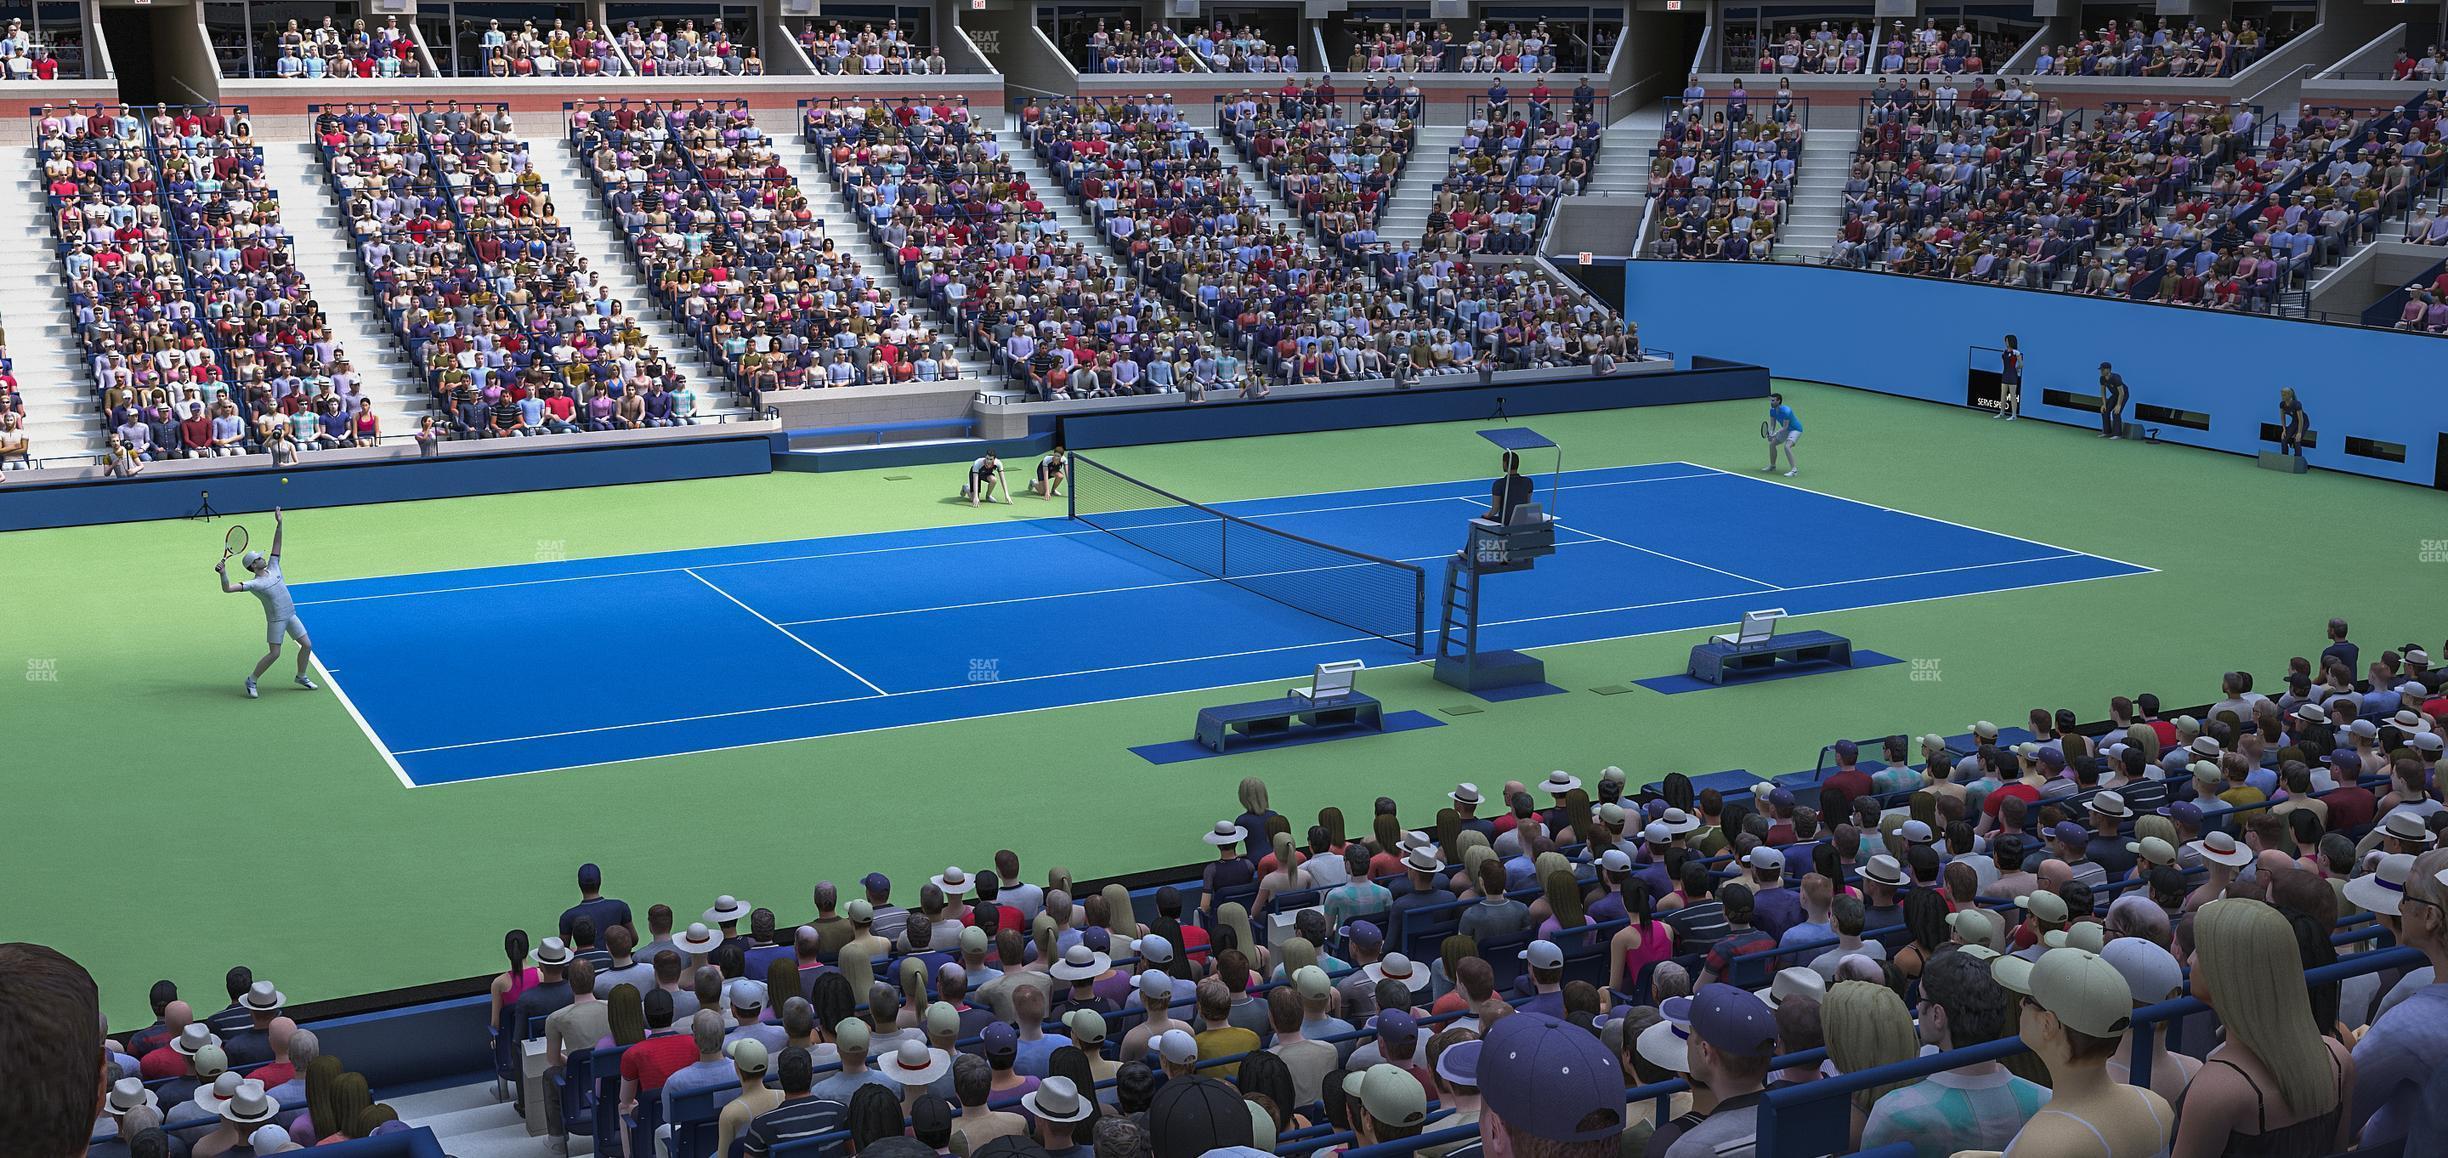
top-left (1767, 393), bottom-right (1802, 477)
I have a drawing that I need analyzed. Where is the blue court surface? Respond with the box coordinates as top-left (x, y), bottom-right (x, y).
top-left (293, 461), bottom-right (2153, 786)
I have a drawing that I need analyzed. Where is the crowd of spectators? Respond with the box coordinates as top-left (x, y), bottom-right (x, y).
top-left (1813, 94), bottom-right (2448, 318)
top-left (263, 16), bottom-right (422, 80)
top-left (1217, 82), bottom-right (1416, 257)
top-left (1077, 20), bottom-right (1198, 75)
top-left (38, 103), bottom-right (372, 466)
top-left (1181, 22), bottom-right (1301, 73)
top-left (798, 20), bottom-right (942, 76)
top-left (321, 101), bottom-right (697, 440)
top-left (621, 20), bottom-right (763, 77)
top-left (2392, 47), bottom-right (2448, 83)
top-left (2032, 20), bottom-right (2287, 79)
top-left (463, 18), bottom-right (623, 78)
top-left (1726, 19), bottom-right (2014, 77)
top-left (1020, 94), bottom-right (1344, 394)
top-left (42, 620), bottom-right (2448, 1158)
top-left (806, 97), bottom-right (1181, 398)
top-left (0, 17), bottom-right (62, 78)
top-left (1645, 100), bottom-right (1803, 262)
top-left (1341, 20), bottom-right (1606, 74)
top-left (574, 98), bottom-right (948, 404)
top-left (1423, 80), bottom-right (1604, 254)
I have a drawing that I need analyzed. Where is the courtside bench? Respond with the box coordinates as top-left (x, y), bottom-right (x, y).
top-left (1687, 629), bottom-right (1855, 685)
top-left (1196, 692), bottom-right (1385, 752)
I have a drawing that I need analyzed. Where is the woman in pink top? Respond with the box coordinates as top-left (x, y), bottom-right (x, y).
top-left (487, 929), bottom-right (541, 1030)
top-left (1607, 883), bottom-right (1676, 998)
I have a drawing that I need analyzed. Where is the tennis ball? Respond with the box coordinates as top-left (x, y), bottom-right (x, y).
top-left (280, 477), bottom-right (289, 484)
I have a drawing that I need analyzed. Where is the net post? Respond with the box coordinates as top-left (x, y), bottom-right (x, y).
top-left (1414, 570), bottom-right (1427, 655)
top-left (1066, 452), bottom-right (1076, 521)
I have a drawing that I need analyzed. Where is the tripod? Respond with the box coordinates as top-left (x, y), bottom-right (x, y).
top-left (188, 489), bottom-right (223, 521)
top-left (1488, 395), bottom-right (1509, 423)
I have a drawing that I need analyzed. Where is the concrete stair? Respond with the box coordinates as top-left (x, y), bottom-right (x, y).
top-left (996, 135), bottom-right (1101, 244)
top-left (0, 147), bottom-right (102, 465)
top-left (263, 142), bottom-right (432, 434)
top-left (531, 135), bottom-right (750, 420)
top-left (1778, 127), bottom-right (1859, 261)
top-left (1371, 123), bottom-right (1463, 245)
top-left (1210, 138), bottom-right (1317, 243)
top-left (762, 127), bottom-right (994, 381)
top-left (1583, 124), bottom-right (1657, 198)
top-left (385, 1079), bottom-right (558, 1156)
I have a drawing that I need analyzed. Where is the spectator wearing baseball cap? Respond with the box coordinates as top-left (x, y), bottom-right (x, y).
top-left (1517, 940), bottom-right (1568, 1017)
top-left (1342, 1063), bottom-right (1432, 1147)
top-left (1481, 1010), bottom-right (1624, 1154)
top-left (2098, 937), bottom-right (2198, 1105)
top-left (1862, 950), bottom-right (2048, 1158)
top-left (713, 1038), bottom-right (783, 1156)
top-left (1656, 985), bottom-right (1777, 1157)
top-left (1147, 1074), bottom-right (1253, 1158)
top-left (1742, 847), bottom-right (1804, 938)
top-left (1992, 947), bottom-right (2174, 1157)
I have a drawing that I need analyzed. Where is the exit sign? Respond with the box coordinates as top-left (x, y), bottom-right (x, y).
top-left (1665, 1), bottom-right (1682, 10)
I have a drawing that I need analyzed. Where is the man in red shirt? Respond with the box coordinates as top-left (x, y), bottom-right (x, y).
top-left (1819, 740), bottom-right (1875, 817)
top-left (2321, 749), bottom-right (2379, 833)
top-left (617, 989), bottom-right (697, 1119)
top-left (1982, 750), bottom-right (2042, 823)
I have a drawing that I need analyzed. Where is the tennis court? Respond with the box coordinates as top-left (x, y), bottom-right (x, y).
top-left (292, 460), bottom-right (2152, 786)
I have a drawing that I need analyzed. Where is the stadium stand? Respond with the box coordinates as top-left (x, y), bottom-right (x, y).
top-left (45, 640), bottom-right (2448, 1156)
top-left (1075, 19), bottom-right (1198, 74)
top-left (1723, 19), bottom-right (2017, 77)
top-left (795, 19), bottom-right (942, 76)
top-left (1423, 85), bottom-right (1604, 255)
top-left (804, 95), bottom-right (1190, 397)
top-left (2030, 20), bottom-right (2293, 79)
top-left (1645, 98), bottom-right (1803, 262)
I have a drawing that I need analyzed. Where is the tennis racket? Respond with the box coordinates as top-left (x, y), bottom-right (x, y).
top-left (1761, 420), bottom-right (1772, 440)
top-left (221, 524), bottom-right (248, 564)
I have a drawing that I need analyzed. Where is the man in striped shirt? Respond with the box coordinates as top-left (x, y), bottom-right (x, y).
top-left (740, 1047), bottom-right (848, 1156)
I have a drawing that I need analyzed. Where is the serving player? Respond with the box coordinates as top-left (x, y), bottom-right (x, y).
top-left (216, 506), bottom-right (317, 699)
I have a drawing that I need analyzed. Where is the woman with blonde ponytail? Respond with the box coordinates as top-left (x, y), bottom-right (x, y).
top-left (1256, 832), bottom-right (1309, 915)
top-left (2170, 897), bottom-right (2353, 1157)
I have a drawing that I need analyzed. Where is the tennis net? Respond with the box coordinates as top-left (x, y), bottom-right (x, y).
top-left (1068, 454), bottom-right (1427, 652)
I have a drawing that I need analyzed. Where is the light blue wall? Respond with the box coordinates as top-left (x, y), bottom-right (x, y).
top-left (1618, 261), bottom-right (2448, 487)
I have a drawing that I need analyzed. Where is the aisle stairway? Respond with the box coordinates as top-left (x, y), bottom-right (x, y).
top-left (1373, 122), bottom-right (1466, 243)
top-left (262, 142), bottom-right (431, 435)
top-left (532, 134), bottom-right (750, 420)
top-left (1776, 127), bottom-right (1860, 261)
top-left (1583, 123), bottom-right (1657, 198)
top-left (0, 146), bottom-right (103, 466)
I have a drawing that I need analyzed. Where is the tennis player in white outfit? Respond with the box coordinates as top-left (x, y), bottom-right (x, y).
top-left (216, 506), bottom-right (317, 699)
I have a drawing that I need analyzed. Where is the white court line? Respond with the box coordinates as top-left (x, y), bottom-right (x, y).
top-left (397, 548), bottom-right (2102, 760)
top-left (292, 467), bottom-right (1724, 608)
top-left (1665, 461), bottom-right (2164, 576)
top-left (406, 556), bottom-right (2150, 783)
top-left (684, 568), bottom-right (888, 696)
top-left (1443, 496), bottom-right (1779, 589)
top-left (312, 652), bottom-right (414, 790)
